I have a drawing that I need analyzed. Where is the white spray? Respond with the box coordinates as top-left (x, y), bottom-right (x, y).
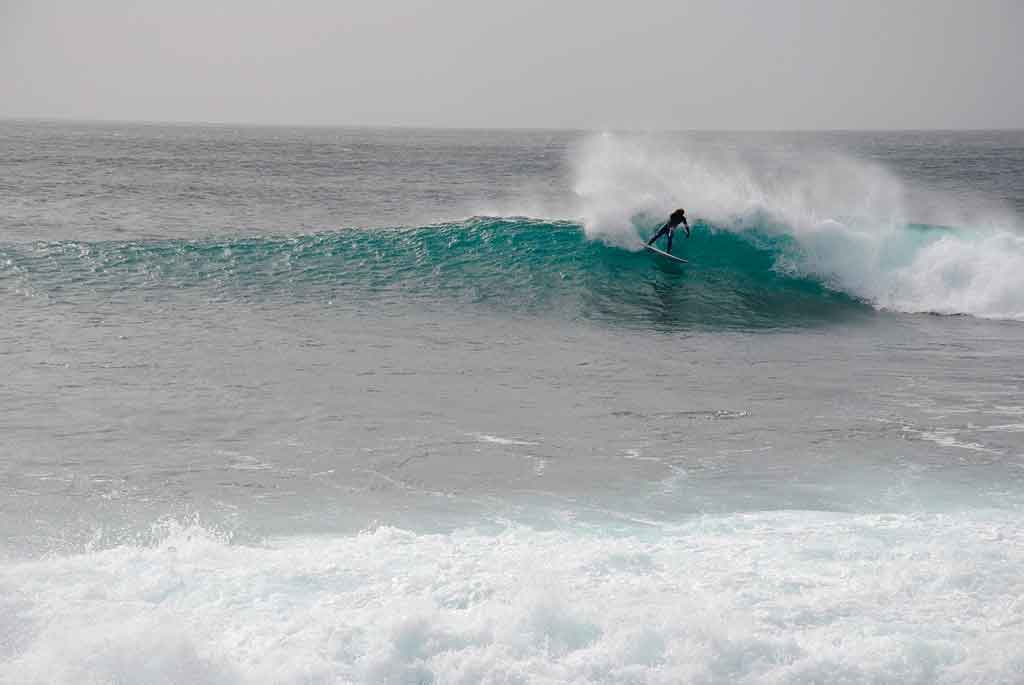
top-left (572, 133), bottom-right (1024, 320)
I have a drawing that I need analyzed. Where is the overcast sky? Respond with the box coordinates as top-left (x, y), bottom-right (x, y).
top-left (1, 0), bottom-right (1021, 130)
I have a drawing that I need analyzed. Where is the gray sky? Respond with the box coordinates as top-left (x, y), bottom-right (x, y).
top-left (1, 0), bottom-right (1021, 129)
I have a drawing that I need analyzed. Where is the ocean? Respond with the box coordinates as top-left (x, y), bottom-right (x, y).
top-left (2, 120), bottom-right (1023, 683)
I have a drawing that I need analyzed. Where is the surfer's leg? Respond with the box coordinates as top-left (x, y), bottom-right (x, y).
top-left (648, 225), bottom-right (669, 245)
top-left (666, 229), bottom-right (673, 254)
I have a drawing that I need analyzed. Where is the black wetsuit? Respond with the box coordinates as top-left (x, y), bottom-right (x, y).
top-left (648, 209), bottom-right (689, 254)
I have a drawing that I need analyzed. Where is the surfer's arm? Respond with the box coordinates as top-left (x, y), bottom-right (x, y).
top-left (683, 220), bottom-right (691, 238)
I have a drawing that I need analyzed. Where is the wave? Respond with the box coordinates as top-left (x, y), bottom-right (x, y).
top-left (7, 214), bottom-right (1024, 328)
top-left (1, 217), bottom-right (868, 329)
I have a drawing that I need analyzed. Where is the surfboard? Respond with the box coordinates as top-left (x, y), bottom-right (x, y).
top-left (642, 243), bottom-right (688, 264)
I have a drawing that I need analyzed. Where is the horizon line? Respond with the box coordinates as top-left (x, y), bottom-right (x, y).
top-left (3, 115), bottom-right (1022, 135)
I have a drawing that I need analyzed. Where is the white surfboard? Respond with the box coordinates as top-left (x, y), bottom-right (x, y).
top-left (642, 243), bottom-right (688, 264)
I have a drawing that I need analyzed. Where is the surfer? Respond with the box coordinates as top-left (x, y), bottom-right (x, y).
top-left (647, 208), bottom-right (690, 255)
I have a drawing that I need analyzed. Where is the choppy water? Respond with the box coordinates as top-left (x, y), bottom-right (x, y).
top-left (2, 121), bottom-right (1024, 683)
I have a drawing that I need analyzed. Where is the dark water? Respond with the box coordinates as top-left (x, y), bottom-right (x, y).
top-left (2, 121), bottom-right (1023, 683)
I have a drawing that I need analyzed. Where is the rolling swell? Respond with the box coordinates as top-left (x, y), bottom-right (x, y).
top-left (2, 217), bottom-right (866, 329)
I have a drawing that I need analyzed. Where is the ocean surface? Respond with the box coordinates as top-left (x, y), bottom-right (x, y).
top-left (2, 121), bottom-right (1024, 683)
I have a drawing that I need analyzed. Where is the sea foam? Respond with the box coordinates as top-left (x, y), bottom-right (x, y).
top-left (2, 512), bottom-right (1022, 684)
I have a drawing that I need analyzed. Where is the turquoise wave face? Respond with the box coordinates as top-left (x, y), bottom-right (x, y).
top-left (1, 217), bottom-right (870, 330)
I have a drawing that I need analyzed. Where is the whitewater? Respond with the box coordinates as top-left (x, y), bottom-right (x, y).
top-left (2, 121), bottom-right (1024, 684)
